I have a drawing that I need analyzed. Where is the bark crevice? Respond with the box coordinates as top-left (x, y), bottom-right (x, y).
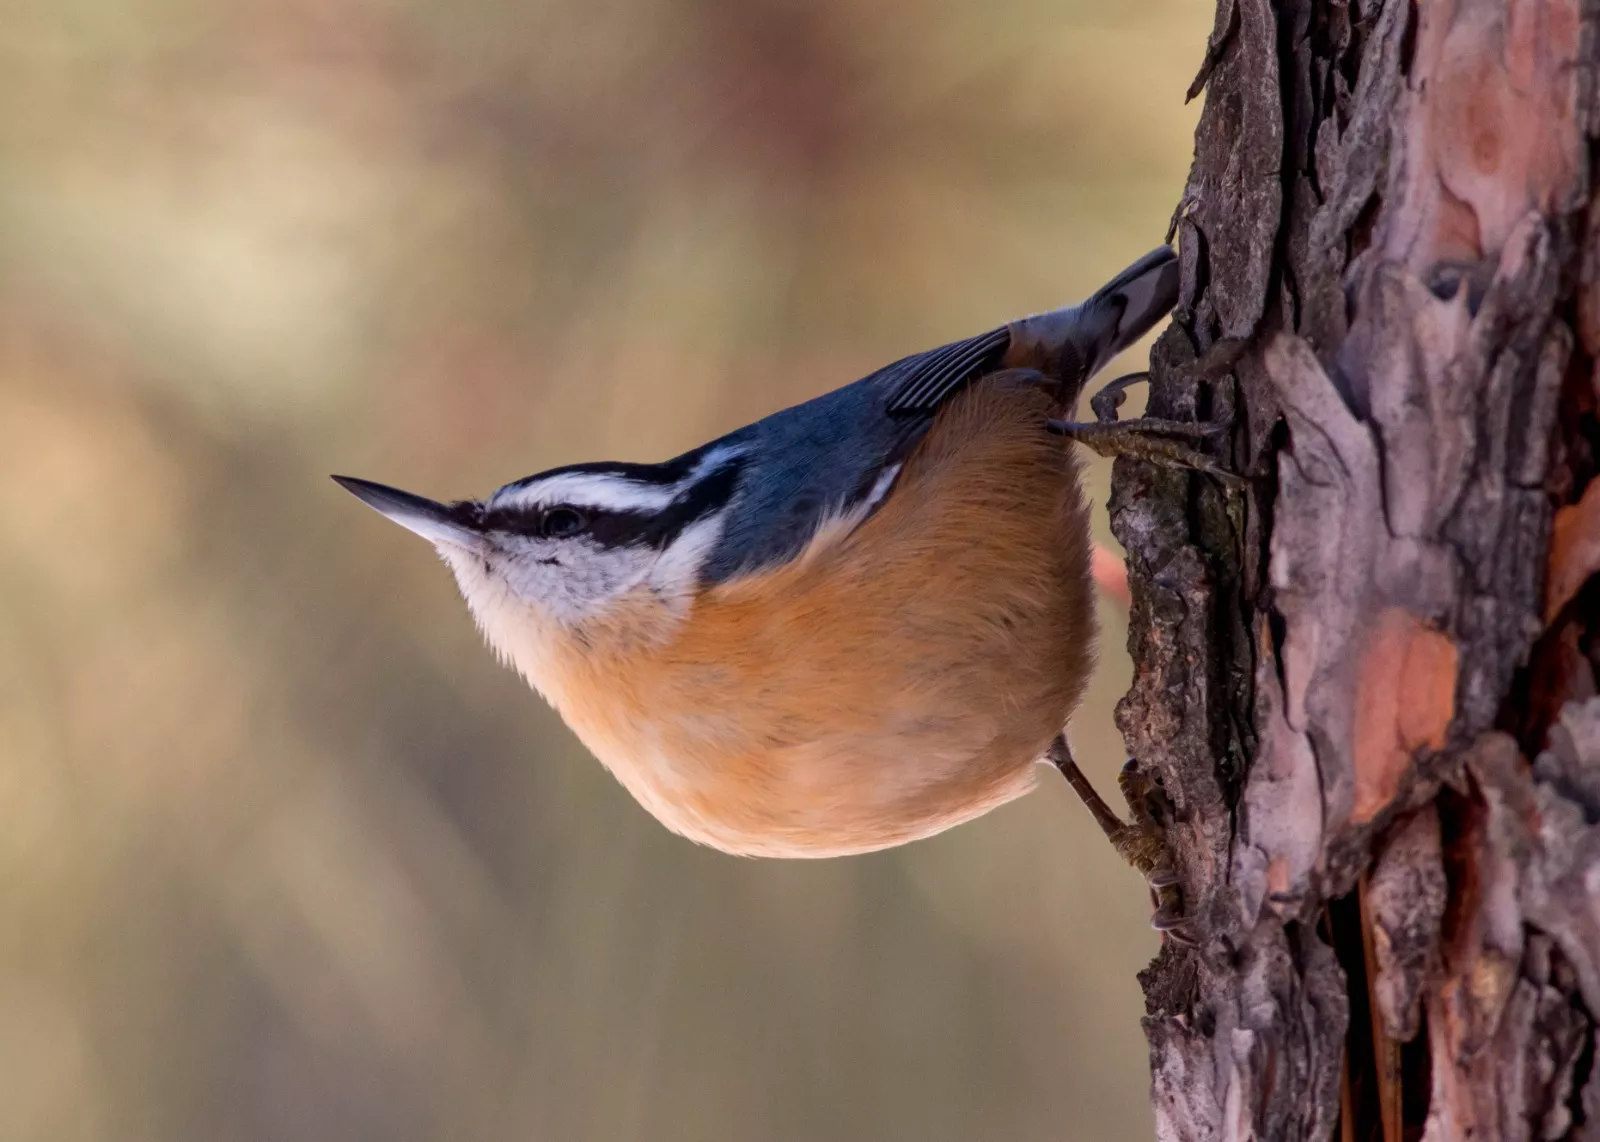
top-left (1126, 0), bottom-right (1600, 1136)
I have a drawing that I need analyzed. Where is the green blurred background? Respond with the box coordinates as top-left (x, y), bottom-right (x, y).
top-left (0, 2), bottom-right (1206, 1139)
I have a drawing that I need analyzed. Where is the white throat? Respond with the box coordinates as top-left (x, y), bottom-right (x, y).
top-left (434, 508), bottom-right (728, 687)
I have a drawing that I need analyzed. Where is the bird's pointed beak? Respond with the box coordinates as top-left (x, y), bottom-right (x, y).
top-left (331, 475), bottom-right (486, 551)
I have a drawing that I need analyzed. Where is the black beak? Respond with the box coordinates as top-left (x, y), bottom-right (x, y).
top-left (331, 475), bottom-right (485, 551)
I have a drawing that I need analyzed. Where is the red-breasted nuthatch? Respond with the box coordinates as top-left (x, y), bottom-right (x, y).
top-left (336, 247), bottom-right (1187, 928)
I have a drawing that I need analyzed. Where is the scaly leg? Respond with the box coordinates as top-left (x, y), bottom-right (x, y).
top-left (1046, 735), bottom-right (1190, 941)
top-left (1047, 417), bottom-right (1242, 484)
top-left (1049, 369), bottom-right (1244, 483)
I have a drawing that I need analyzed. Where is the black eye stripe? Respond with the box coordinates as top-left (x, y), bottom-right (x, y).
top-left (483, 455), bottom-right (745, 551)
top-left (484, 506), bottom-right (651, 541)
top-left (539, 507), bottom-right (587, 538)
top-left (644, 457), bottom-right (743, 548)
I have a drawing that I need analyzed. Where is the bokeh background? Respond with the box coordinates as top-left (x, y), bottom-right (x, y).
top-left (0, 2), bottom-right (1208, 1139)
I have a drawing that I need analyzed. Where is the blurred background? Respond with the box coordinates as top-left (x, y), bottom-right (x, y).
top-left (0, 1), bottom-right (1207, 1139)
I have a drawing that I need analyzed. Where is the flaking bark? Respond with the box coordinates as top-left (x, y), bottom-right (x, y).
top-left (1120, 0), bottom-right (1600, 1137)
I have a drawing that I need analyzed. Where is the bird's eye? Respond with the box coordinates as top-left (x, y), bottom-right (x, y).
top-left (540, 507), bottom-right (587, 538)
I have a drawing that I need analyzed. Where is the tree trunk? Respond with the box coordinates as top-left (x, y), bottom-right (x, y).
top-left (1124, 0), bottom-right (1600, 1137)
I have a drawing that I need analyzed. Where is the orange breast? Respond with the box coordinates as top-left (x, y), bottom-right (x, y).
top-left (543, 374), bottom-right (1097, 856)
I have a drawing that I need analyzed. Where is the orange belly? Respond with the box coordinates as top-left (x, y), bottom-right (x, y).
top-left (542, 375), bottom-right (1096, 856)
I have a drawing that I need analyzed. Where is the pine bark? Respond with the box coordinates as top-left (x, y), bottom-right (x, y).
top-left (1123, 0), bottom-right (1600, 1137)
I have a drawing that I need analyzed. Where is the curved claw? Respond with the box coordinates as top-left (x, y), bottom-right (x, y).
top-left (1088, 370), bottom-right (1148, 423)
top-left (1150, 883), bottom-right (1195, 942)
top-left (1150, 911), bottom-right (1188, 933)
top-left (1146, 866), bottom-right (1181, 890)
top-left (1153, 916), bottom-right (1199, 947)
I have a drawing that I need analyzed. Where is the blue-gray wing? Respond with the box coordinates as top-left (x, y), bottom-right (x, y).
top-left (876, 326), bottom-right (1013, 415)
top-left (702, 327), bottom-right (1016, 584)
top-left (701, 248), bottom-right (1180, 586)
top-left (700, 324), bottom-right (1018, 586)
top-left (699, 380), bottom-right (932, 586)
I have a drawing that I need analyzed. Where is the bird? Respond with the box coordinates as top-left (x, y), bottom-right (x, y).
top-left (335, 246), bottom-right (1189, 929)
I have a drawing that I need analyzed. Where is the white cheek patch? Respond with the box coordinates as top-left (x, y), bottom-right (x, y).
top-left (450, 509), bottom-right (729, 638)
top-left (498, 538), bottom-right (654, 623)
top-left (648, 512), bottom-right (728, 607)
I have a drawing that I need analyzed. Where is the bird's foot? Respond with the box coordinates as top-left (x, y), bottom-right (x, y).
top-left (1109, 761), bottom-right (1191, 943)
top-left (1049, 368), bottom-right (1247, 485)
top-left (1047, 737), bottom-right (1192, 944)
top-left (1048, 415), bottom-right (1242, 484)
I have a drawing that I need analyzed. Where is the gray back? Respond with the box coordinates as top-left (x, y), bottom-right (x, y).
top-left (699, 376), bottom-right (933, 584)
top-left (693, 246), bottom-right (1178, 585)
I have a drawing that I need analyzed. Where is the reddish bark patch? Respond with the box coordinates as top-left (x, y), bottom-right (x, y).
top-left (1389, 0), bottom-right (1584, 268)
top-left (1546, 478), bottom-right (1600, 623)
top-left (1352, 609), bottom-right (1459, 824)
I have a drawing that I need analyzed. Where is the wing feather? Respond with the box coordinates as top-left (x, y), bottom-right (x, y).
top-left (879, 326), bottom-right (1012, 415)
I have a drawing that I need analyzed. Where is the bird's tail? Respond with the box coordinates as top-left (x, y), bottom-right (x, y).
top-left (1003, 246), bottom-right (1180, 403)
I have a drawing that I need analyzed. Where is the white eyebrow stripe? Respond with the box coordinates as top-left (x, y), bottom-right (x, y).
top-left (489, 445), bottom-right (745, 514)
top-left (495, 473), bottom-right (680, 512)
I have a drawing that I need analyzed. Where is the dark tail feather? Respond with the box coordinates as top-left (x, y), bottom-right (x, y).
top-left (1004, 246), bottom-right (1180, 399)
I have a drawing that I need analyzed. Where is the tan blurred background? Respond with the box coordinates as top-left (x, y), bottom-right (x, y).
top-left (0, 2), bottom-right (1207, 1139)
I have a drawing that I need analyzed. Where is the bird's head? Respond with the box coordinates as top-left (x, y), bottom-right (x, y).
top-left (333, 445), bottom-right (746, 662)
